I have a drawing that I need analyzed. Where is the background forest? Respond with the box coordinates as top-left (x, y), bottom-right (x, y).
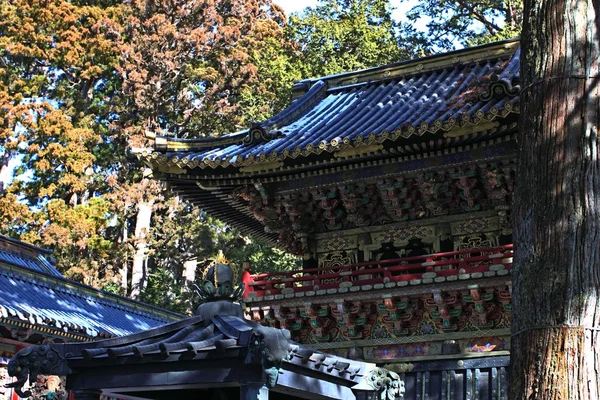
top-left (0, 0), bottom-right (521, 313)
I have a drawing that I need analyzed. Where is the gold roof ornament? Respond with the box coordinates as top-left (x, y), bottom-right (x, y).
top-left (195, 251), bottom-right (244, 303)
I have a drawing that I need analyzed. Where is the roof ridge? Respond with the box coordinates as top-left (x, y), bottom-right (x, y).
top-left (150, 80), bottom-right (330, 152)
top-left (153, 129), bottom-right (248, 151)
top-left (295, 38), bottom-right (520, 90)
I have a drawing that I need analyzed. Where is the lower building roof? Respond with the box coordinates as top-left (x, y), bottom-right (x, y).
top-left (0, 236), bottom-right (182, 340)
top-left (6, 300), bottom-right (403, 400)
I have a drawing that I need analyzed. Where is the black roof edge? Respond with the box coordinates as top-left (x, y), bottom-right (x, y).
top-left (153, 81), bottom-right (329, 148)
top-left (155, 129), bottom-right (248, 144)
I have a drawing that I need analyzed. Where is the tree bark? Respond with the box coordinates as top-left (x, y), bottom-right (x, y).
top-left (511, 1), bottom-right (600, 399)
top-left (120, 217), bottom-right (130, 294)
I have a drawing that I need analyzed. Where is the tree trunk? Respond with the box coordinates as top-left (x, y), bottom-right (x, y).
top-left (120, 217), bottom-right (130, 294)
top-left (505, 0), bottom-right (514, 28)
top-left (0, 151), bottom-right (11, 195)
top-left (183, 258), bottom-right (197, 287)
top-left (131, 201), bottom-right (153, 299)
top-left (511, 1), bottom-right (600, 399)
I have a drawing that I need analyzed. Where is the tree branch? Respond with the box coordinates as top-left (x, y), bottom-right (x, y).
top-left (454, 0), bottom-right (501, 34)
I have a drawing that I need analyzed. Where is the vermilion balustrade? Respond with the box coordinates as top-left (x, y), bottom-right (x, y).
top-left (244, 244), bottom-right (513, 298)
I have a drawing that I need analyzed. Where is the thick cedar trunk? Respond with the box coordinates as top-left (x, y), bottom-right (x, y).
top-left (511, 0), bottom-right (600, 399)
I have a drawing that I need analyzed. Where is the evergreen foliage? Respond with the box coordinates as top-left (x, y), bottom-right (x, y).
top-left (399, 0), bottom-right (522, 50)
top-left (288, 0), bottom-right (411, 77)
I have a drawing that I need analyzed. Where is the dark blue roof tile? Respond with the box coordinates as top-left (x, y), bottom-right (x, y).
top-left (0, 250), bottom-right (62, 277)
top-left (0, 268), bottom-right (181, 337)
top-left (0, 236), bottom-right (181, 338)
top-left (150, 40), bottom-right (520, 170)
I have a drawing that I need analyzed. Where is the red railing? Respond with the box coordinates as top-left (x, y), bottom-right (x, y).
top-left (245, 245), bottom-right (513, 298)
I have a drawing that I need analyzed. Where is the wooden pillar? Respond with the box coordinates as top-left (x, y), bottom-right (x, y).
top-left (71, 390), bottom-right (102, 400)
top-left (240, 383), bottom-right (268, 400)
top-left (352, 392), bottom-right (377, 400)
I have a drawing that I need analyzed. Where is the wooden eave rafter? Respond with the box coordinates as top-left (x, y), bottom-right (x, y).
top-left (168, 182), bottom-right (280, 246)
top-left (158, 128), bottom-right (518, 189)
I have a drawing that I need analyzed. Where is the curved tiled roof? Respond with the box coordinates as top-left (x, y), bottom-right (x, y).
top-left (0, 251), bottom-right (60, 277)
top-left (0, 234), bottom-right (62, 277)
top-left (0, 268), bottom-right (180, 338)
top-left (8, 301), bottom-right (395, 399)
top-left (0, 236), bottom-right (181, 339)
top-left (147, 40), bottom-right (520, 170)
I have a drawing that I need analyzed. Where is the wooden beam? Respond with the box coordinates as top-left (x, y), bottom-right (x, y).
top-left (240, 384), bottom-right (269, 400)
top-left (67, 362), bottom-right (262, 392)
top-left (71, 390), bottom-right (102, 400)
top-left (101, 392), bottom-right (154, 400)
top-left (273, 370), bottom-right (356, 400)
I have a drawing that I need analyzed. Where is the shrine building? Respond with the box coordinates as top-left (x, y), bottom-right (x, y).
top-left (141, 39), bottom-right (519, 398)
top-left (6, 39), bottom-right (520, 400)
top-left (6, 258), bottom-right (405, 400)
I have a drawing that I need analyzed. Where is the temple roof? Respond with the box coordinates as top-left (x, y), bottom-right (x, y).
top-left (144, 39), bottom-right (520, 173)
top-left (0, 234), bottom-right (61, 277)
top-left (67, 311), bottom-right (365, 381)
top-left (7, 300), bottom-right (402, 399)
top-left (0, 236), bottom-right (181, 340)
top-left (140, 40), bottom-right (521, 248)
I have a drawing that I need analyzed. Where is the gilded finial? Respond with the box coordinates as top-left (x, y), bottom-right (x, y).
top-left (194, 251), bottom-right (244, 305)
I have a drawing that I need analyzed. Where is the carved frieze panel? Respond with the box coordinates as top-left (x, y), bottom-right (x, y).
top-left (317, 251), bottom-right (357, 285)
top-left (251, 284), bottom-right (513, 347)
top-left (367, 341), bottom-right (440, 359)
top-left (453, 218), bottom-right (494, 235)
top-left (450, 216), bottom-right (501, 250)
top-left (371, 226), bottom-right (435, 245)
top-left (363, 335), bottom-right (510, 360)
top-left (456, 234), bottom-right (496, 250)
top-left (230, 160), bottom-right (515, 254)
top-left (318, 251), bottom-right (357, 268)
top-left (316, 235), bottom-right (358, 253)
